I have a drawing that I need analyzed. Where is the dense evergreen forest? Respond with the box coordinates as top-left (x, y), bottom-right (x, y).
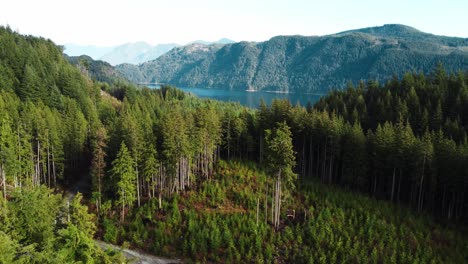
top-left (0, 26), bottom-right (467, 263)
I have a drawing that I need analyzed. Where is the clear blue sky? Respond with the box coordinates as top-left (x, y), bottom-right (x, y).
top-left (1, 0), bottom-right (467, 46)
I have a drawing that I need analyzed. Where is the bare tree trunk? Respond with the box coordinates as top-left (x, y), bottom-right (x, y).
top-left (265, 184), bottom-right (268, 224)
top-left (309, 137), bottom-right (313, 177)
top-left (316, 145), bottom-right (320, 178)
top-left (227, 128), bottom-right (230, 161)
top-left (97, 158), bottom-right (102, 210)
top-left (52, 150), bottom-right (56, 187)
top-left (256, 197), bottom-right (259, 226)
top-left (277, 173), bottom-right (282, 229)
top-left (1, 165), bottom-right (6, 199)
top-left (322, 138), bottom-right (327, 182)
top-left (259, 134), bottom-right (263, 163)
top-left (418, 155), bottom-right (426, 212)
top-left (373, 174), bottom-right (377, 195)
top-left (16, 126), bottom-right (21, 189)
top-left (391, 167), bottom-right (396, 202)
top-left (397, 169), bottom-right (402, 203)
top-left (121, 189), bottom-right (126, 222)
top-left (158, 192), bottom-right (162, 209)
top-left (67, 200), bottom-right (70, 222)
top-left (271, 186), bottom-right (274, 224)
top-left (133, 154), bottom-right (140, 207)
top-left (37, 141), bottom-right (40, 185)
top-left (47, 135), bottom-right (51, 187)
top-left (302, 137), bottom-right (306, 178)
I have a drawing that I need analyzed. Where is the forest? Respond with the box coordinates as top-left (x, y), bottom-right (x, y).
top-left (0, 25), bottom-right (467, 263)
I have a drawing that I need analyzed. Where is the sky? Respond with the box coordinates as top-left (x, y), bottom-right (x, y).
top-left (1, 0), bottom-right (467, 46)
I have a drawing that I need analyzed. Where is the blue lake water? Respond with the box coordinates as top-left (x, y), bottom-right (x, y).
top-left (150, 85), bottom-right (324, 108)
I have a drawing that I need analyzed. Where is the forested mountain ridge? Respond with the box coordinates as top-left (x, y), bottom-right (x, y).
top-left (0, 25), bottom-right (468, 263)
top-left (66, 54), bottom-right (132, 85)
top-left (116, 24), bottom-right (467, 92)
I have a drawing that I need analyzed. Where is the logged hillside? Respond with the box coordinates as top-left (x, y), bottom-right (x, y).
top-left (104, 161), bottom-right (468, 263)
top-left (116, 24), bottom-right (468, 93)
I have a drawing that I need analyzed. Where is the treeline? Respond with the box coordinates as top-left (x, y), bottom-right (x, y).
top-left (310, 67), bottom-right (468, 220)
top-left (245, 68), bottom-right (468, 221)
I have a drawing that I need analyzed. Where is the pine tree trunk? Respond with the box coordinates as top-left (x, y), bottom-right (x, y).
top-left (316, 145), bottom-right (320, 178)
top-left (37, 141), bottom-right (40, 185)
top-left (121, 189), bottom-right (125, 222)
top-left (271, 186), bottom-right (274, 224)
top-left (136, 157), bottom-right (140, 207)
top-left (260, 134), bottom-right (263, 163)
top-left (418, 155), bottom-right (426, 212)
top-left (302, 137), bottom-right (306, 178)
top-left (256, 197), bottom-right (259, 226)
top-left (159, 192), bottom-right (162, 209)
top-left (47, 136), bottom-right (51, 187)
top-left (277, 171), bottom-right (282, 229)
top-left (397, 169), bottom-right (402, 203)
top-left (52, 151), bottom-right (56, 187)
top-left (309, 137), bottom-right (313, 178)
top-left (98, 161), bottom-right (102, 210)
top-left (1, 165), bottom-right (6, 199)
top-left (265, 184), bottom-right (268, 224)
top-left (391, 167), bottom-right (396, 202)
top-left (322, 138), bottom-right (328, 182)
top-left (373, 174), bottom-right (377, 195)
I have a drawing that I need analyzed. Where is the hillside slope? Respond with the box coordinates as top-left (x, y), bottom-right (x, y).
top-left (66, 55), bottom-right (131, 85)
top-left (116, 24), bottom-right (467, 93)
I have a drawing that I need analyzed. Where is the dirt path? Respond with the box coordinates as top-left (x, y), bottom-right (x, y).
top-left (95, 240), bottom-right (182, 264)
top-left (65, 175), bottom-right (182, 263)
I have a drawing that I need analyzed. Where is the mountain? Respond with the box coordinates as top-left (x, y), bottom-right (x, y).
top-left (64, 43), bottom-right (114, 59)
top-left (99, 42), bottom-right (180, 65)
top-left (66, 55), bottom-right (131, 85)
top-left (116, 24), bottom-right (467, 93)
top-left (189, 38), bottom-right (236, 45)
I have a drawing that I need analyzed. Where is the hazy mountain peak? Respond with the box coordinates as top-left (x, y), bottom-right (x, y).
top-left (64, 44), bottom-right (114, 59)
top-left (216, 38), bottom-right (236, 44)
top-left (99, 42), bottom-right (179, 65)
top-left (189, 38), bottom-right (235, 45)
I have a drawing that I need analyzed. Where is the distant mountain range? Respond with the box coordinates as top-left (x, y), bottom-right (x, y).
top-left (99, 42), bottom-right (179, 65)
top-left (64, 44), bottom-right (114, 60)
top-left (64, 38), bottom-right (235, 66)
top-left (114, 24), bottom-right (467, 93)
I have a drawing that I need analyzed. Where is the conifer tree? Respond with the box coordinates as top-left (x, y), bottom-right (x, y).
top-left (111, 142), bottom-right (136, 222)
top-left (265, 122), bottom-right (296, 229)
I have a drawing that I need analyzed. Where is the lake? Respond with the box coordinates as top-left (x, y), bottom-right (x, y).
top-left (148, 85), bottom-right (324, 108)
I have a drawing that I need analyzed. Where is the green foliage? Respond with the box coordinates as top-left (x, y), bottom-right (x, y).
top-left (9, 186), bottom-right (61, 254)
top-left (104, 161), bottom-right (468, 263)
top-left (111, 142), bottom-right (137, 219)
top-left (103, 217), bottom-right (119, 244)
top-left (265, 121), bottom-right (297, 188)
